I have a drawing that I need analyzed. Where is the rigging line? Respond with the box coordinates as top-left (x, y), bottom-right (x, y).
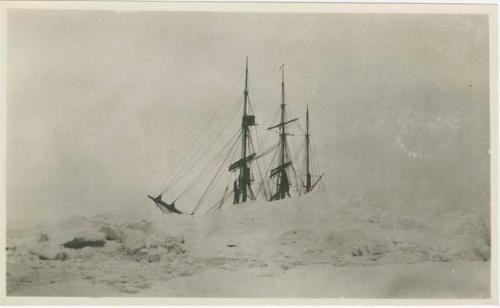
top-left (288, 124), bottom-right (300, 159)
top-left (311, 135), bottom-right (321, 172)
top-left (159, 87), bottom-right (243, 194)
top-left (291, 163), bottom-right (301, 195)
top-left (285, 140), bottom-right (300, 188)
top-left (257, 108), bottom-right (280, 164)
top-left (259, 154), bottom-right (271, 200)
top-left (160, 96), bottom-right (242, 194)
top-left (250, 100), bottom-right (274, 148)
top-left (248, 127), bottom-right (267, 198)
top-left (261, 106), bottom-right (281, 127)
top-left (160, 97), bottom-right (242, 195)
top-left (247, 87), bottom-right (265, 127)
top-left (255, 143), bottom-right (279, 160)
top-left (250, 70), bottom-right (292, 110)
top-left (175, 128), bottom-right (241, 202)
top-left (247, 91), bottom-right (279, 149)
top-left (210, 168), bottom-right (236, 213)
top-left (284, 124), bottom-right (295, 161)
top-left (248, 74), bottom-right (282, 109)
top-left (310, 136), bottom-right (323, 190)
top-left (247, 73), bottom-right (275, 98)
top-left (301, 143), bottom-right (307, 181)
top-left (279, 109), bottom-right (301, 139)
top-left (254, 88), bottom-right (280, 109)
top-left (289, 144), bottom-right (301, 189)
top-left (205, 187), bottom-right (234, 215)
top-left (153, 76), bottom-right (243, 195)
top-left (207, 180), bottom-right (231, 215)
top-left (173, 148), bottom-right (224, 203)
top-left (248, 89), bottom-right (280, 134)
top-left (284, 104), bottom-right (306, 135)
top-left (250, 138), bottom-right (263, 196)
top-left (315, 158), bottom-right (323, 192)
top-left (295, 138), bottom-right (306, 176)
top-left (158, 112), bottom-right (239, 198)
top-left (247, 94), bottom-right (276, 198)
top-left (174, 129), bottom-right (242, 202)
top-left (190, 129), bottom-right (241, 215)
top-left (247, 95), bottom-right (255, 116)
top-left (249, 134), bottom-right (273, 200)
top-left (252, 109), bottom-right (280, 159)
top-left (309, 137), bottom-right (318, 177)
top-left (191, 128), bottom-right (241, 211)
top-left (290, 131), bottom-right (302, 179)
top-left (257, 141), bottom-right (280, 198)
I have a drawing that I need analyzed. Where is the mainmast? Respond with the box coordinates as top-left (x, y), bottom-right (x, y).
top-left (269, 65), bottom-right (297, 201)
top-left (243, 57), bottom-right (249, 163)
top-left (230, 57), bottom-right (256, 204)
top-left (305, 105), bottom-right (312, 193)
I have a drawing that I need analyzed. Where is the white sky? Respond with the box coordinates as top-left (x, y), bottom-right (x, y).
top-left (6, 10), bottom-right (490, 225)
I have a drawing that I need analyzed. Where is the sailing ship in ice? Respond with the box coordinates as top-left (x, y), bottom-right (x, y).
top-left (148, 58), bottom-right (324, 215)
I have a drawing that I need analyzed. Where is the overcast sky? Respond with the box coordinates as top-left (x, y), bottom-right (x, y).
top-left (7, 10), bottom-right (490, 225)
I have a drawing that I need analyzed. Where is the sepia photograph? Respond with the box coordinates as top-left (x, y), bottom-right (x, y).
top-left (1, 1), bottom-right (497, 303)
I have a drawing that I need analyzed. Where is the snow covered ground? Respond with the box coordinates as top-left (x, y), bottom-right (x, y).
top-left (6, 193), bottom-right (491, 298)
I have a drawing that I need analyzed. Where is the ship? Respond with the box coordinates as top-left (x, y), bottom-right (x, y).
top-left (148, 58), bottom-right (324, 215)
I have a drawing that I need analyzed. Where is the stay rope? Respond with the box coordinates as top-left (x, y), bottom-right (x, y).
top-left (173, 128), bottom-right (242, 203)
top-left (190, 129), bottom-right (241, 215)
top-left (157, 95), bottom-right (242, 196)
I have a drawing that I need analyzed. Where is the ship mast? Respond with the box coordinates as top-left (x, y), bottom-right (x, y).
top-left (305, 105), bottom-right (312, 193)
top-left (150, 60), bottom-right (323, 216)
top-left (277, 68), bottom-right (288, 199)
top-left (269, 65), bottom-right (297, 201)
top-left (230, 57), bottom-right (256, 204)
top-left (241, 57), bottom-right (250, 203)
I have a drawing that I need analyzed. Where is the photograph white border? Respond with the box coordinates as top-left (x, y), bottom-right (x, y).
top-left (0, 0), bottom-right (497, 305)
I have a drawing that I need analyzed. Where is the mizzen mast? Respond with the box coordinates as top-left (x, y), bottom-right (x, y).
top-left (305, 105), bottom-right (312, 193)
top-left (302, 104), bottom-right (324, 194)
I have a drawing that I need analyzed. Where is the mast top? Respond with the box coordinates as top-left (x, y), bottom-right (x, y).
top-left (280, 64), bottom-right (285, 84)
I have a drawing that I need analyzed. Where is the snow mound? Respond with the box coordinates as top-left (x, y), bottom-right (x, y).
top-left (6, 193), bottom-right (489, 296)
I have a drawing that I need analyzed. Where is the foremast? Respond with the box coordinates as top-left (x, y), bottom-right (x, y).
top-left (230, 57), bottom-right (256, 204)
